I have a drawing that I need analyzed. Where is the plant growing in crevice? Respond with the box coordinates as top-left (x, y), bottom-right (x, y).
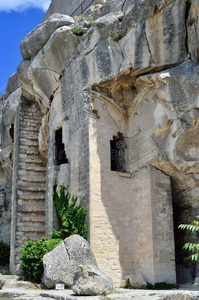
top-left (179, 215), bottom-right (199, 262)
top-left (109, 30), bottom-right (123, 42)
top-left (184, 0), bottom-right (191, 8)
top-left (74, 14), bottom-right (85, 22)
top-left (51, 184), bottom-right (87, 240)
top-left (0, 94), bottom-right (5, 101)
top-left (71, 27), bottom-right (86, 36)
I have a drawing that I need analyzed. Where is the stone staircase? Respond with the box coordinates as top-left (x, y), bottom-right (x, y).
top-left (14, 100), bottom-right (46, 265)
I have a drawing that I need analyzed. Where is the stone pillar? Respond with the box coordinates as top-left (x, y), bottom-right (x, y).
top-left (149, 166), bottom-right (176, 284)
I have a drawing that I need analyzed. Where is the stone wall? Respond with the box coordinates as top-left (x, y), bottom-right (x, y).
top-left (44, 0), bottom-right (102, 20)
top-left (89, 95), bottom-right (175, 285)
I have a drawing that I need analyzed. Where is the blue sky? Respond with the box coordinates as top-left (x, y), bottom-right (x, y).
top-left (0, 1), bottom-right (51, 95)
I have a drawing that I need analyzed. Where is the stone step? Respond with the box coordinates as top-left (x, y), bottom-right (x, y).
top-left (17, 191), bottom-right (45, 200)
top-left (19, 123), bottom-right (40, 131)
top-left (17, 170), bottom-right (46, 178)
top-left (18, 145), bottom-right (39, 153)
top-left (19, 133), bottom-right (38, 141)
top-left (19, 138), bottom-right (38, 146)
top-left (20, 109), bottom-right (34, 115)
top-left (18, 214), bottom-right (45, 223)
top-left (18, 164), bottom-right (46, 172)
top-left (19, 149), bottom-right (39, 155)
top-left (17, 205), bottom-right (45, 213)
top-left (20, 117), bottom-right (40, 123)
top-left (15, 232), bottom-right (45, 241)
top-left (18, 176), bottom-right (46, 183)
top-left (17, 221), bottom-right (45, 230)
top-left (17, 199), bottom-right (45, 207)
top-left (20, 115), bottom-right (40, 119)
top-left (19, 126), bottom-right (39, 132)
top-left (17, 185), bottom-right (46, 192)
top-left (19, 130), bottom-right (39, 136)
top-left (18, 157), bottom-right (44, 165)
top-left (18, 154), bottom-right (44, 162)
top-left (17, 229), bottom-right (45, 236)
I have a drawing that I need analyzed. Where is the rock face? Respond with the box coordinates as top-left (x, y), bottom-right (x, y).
top-left (43, 235), bottom-right (97, 289)
top-left (0, 274), bottom-right (5, 289)
top-left (72, 265), bottom-right (114, 296)
top-left (4, 72), bottom-right (19, 100)
top-left (2, 0), bottom-right (199, 288)
top-left (20, 14), bottom-right (74, 59)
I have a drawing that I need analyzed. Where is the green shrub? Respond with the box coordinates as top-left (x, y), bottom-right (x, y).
top-left (146, 282), bottom-right (178, 290)
top-left (179, 215), bottom-right (199, 262)
top-left (19, 237), bottom-right (62, 282)
top-left (0, 240), bottom-right (10, 266)
top-left (51, 184), bottom-right (87, 240)
top-left (71, 27), bottom-right (86, 36)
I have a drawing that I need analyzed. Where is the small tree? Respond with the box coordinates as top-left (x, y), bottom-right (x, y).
top-left (51, 184), bottom-right (87, 240)
top-left (178, 215), bottom-right (199, 262)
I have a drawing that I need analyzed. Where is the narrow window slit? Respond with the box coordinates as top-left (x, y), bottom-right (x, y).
top-left (110, 132), bottom-right (126, 172)
top-left (9, 124), bottom-right (14, 142)
top-left (55, 128), bottom-right (68, 165)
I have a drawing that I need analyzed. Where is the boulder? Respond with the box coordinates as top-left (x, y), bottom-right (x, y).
top-left (5, 72), bottom-right (19, 100)
top-left (20, 14), bottom-right (74, 60)
top-left (121, 273), bottom-right (147, 289)
top-left (72, 265), bottom-right (114, 296)
top-left (0, 274), bottom-right (5, 289)
top-left (43, 235), bottom-right (97, 289)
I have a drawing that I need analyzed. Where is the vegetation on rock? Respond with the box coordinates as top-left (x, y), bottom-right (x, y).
top-left (71, 27), bottom-right (86, 36)
top-left (74, 14), bottom-right (85, 22)
top-left (109, 30), bottom-right (123, 42)
top-left (51, 184), bottom-right (87, 240)
top-left (0, 94), bottom-right (5, 101)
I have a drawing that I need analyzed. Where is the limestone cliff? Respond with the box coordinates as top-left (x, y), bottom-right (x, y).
top-left (1, 0), bottom-right (199, 286)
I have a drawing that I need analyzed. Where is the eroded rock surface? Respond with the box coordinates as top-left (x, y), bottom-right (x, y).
top-left (0, 274), bottom-right (5, 289)
top-left (72, 265), bottom-right (114, 296)
top-left (43, 235), bottom-right (97, 289)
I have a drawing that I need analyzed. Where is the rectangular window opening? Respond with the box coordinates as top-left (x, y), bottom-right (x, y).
top-left (55, 128), bottom-right (68, 165)
top-left (110, 132), bottom-right (126, 172)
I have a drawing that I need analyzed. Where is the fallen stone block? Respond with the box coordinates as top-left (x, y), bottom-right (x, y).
top-left (43, 235), bottom-right (97, 289)
top-left (72, 264), bottom-right (114, 296)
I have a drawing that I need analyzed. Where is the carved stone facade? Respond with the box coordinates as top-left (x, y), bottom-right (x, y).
top-left (1, 0), bottom-right (199, 287)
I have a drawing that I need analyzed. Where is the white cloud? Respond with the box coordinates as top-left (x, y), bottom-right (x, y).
top-left (0, 0), bottom-right (51, 12)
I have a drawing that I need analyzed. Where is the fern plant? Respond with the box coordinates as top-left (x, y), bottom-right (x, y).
top-left (178, 215), bottom-right (199, 262)
top-left (51, 184), bottom-right (87, 240)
